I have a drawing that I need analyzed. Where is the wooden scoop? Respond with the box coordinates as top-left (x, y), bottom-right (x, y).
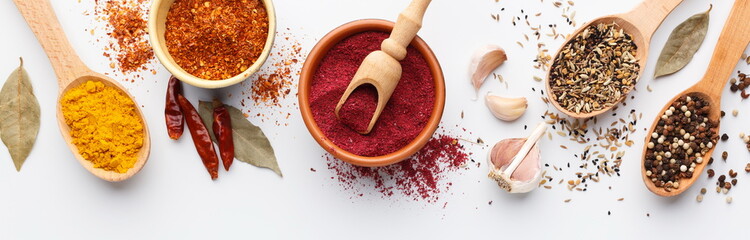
top-left (545, 0), bottom-right (683, 119)
top-left (335, 0), bottom-right (432, 134)
top-left (13, 0), bottom-right (151, 182)
top-left (641, 0), bottom-right (750, 197)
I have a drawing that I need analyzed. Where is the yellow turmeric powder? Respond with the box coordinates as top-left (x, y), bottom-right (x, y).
top-left (60, 81), bottom-right (144, 173)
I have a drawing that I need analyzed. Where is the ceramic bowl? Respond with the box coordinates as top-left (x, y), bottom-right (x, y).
top-left (299, 19), bottom-right (445, 167)
top-left (148, 0), bottom-right (276, 88)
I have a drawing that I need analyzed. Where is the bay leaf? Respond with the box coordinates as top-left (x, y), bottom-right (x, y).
top-left (654, 5), bottom-right (712, 78)
top-left (198, 101), bottom-right (282, 176)
top-left (0, 58), bottom-right (41, 171)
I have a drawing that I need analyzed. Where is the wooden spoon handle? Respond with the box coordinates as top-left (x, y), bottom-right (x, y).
top-left (624, 0), bottom-right (683, 41)
top-left (694, 0), bottom-right (750, 96)
top-left (381, 0), bottom-right (432, 61)
top-left (13, 0), bottom-right (88, 87)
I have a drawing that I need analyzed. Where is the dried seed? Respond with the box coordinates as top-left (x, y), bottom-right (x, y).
top-left (549, 23), bottom-right (640, 114)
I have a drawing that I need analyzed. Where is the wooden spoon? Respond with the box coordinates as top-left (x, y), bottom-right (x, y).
top-left (642, 0), bottom-right (750, 197)
top-left (545, 0), bottom-right (683, 119)
top-left (335, 0), bottom-right (431, 134)
top-left (13, 0), bottom-right (151, 182)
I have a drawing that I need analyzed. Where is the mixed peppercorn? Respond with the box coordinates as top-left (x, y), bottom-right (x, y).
top-left (644, 94), bottom-right (719, 191)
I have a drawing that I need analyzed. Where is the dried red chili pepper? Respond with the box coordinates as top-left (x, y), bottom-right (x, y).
top-left (177, 94), bottom-right (219, 179)
top-left (212, 100), bottom-right (234, 171)
top-left (165, 76), bottom-right (184, 140)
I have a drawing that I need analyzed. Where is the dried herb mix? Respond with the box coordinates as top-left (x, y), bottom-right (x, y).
top-left (644, 94), bottom-right (719, 191)
top-left (549, 22), bottom-right (640, 114)
top-left (309, 31), bottom-right (434, 157)
top-left (165, 0), bottom-right (269, 80)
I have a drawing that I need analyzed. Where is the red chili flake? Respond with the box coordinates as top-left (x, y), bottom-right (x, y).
top-left (326, 134), bottom-right (469, 203)
top-left (165, 0), bottom-right (269, 80)
top-left (309, 31), bottom-right (434, 156)
top-left (93, 0), bottom-right (155, 74)
top-left (249, 32), bottom-right (305, 107)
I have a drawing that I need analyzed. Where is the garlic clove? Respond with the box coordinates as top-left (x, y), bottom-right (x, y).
top-left (485, 93), bottom-right (527, 121)
top-left (469, 45), bottom-right (507, 98)
top-left (488, 123), bottom-right (546, 193)
top-left (489, 139), bottom-right (541, 182)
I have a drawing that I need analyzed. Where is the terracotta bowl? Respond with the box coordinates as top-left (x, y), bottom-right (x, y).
top-left (148, 0), bottom-right (276, 89)
top-left (299, 19), bottom-right (445, 167)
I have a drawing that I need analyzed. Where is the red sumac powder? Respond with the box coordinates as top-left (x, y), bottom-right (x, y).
top-left (338, 84), bottom-right (378, 133)
top-left (309, 31), bottom-right (434, 156)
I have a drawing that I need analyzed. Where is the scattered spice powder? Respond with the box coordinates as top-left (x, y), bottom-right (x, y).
top-left (60, 81), bottom-right (144, 173)
top-left (326, 134), bottom-right (469, 202)
top-left (309, 31), bottom-right (434, 156)
top-left (247, 31), bottom-right (305, 108)
top-left (90, 0), bottom-right (155, 75)
top-left (165, 0), bottom-right (269, 80)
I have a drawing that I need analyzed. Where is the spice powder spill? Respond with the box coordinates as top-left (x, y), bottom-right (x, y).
top-left (549, 22), bottom-right (640, 114)
top-left (326, 134), bottom-right (469, 202)
top-left (91, 0), bottom-right (155, 74)
top-left (309, 31), bottom-right (434, 157)
top-left (245, 31), bottom-right (305, 109)
top-left (60, 81), bottom-right (144, 173)
top-left (165, 0), bottom-right (269, 80)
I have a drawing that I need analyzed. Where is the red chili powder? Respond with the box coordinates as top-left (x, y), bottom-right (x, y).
top-left (309, 31), bottom-right (434, 156)
top-left (326, 134), bottom-right (469, 202)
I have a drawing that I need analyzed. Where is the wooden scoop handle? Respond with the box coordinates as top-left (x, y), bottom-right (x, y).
top-left (381, 0), bottom-right (432, 61)
top-left (13, 0), bottom-right (89, 88)
top-left (335, 0), bottom-right (432, 135)
top-left (624, 0), bottom-right (683, 41)
top-left (693, 0), bottom-right (750, 97)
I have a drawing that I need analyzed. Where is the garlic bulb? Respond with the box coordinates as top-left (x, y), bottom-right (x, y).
top-left (469, 45), bottom-right (507, 98)
top-left (488, 123), bottom-right (546, 193)
top-left (486, 93), bottom-right (527, 121)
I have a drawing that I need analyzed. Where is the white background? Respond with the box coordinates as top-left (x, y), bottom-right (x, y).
top-left (1, 0), bottom-right (749, 239)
